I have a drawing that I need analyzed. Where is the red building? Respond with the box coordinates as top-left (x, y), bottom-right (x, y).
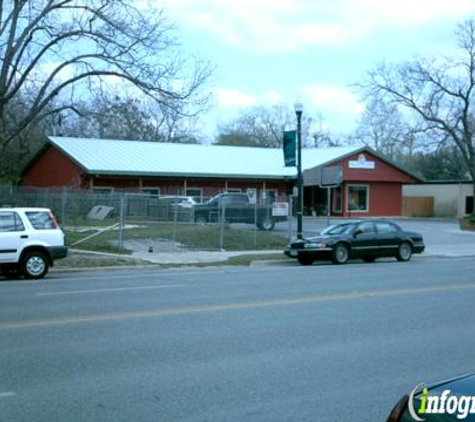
top-left (303, 151), bottom-right (419, 217)
top-left (22, 136), bottom-right (420, 216)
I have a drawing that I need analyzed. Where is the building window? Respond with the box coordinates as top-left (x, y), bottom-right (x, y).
top-left (186, 188), bottom-right (202, 203)
top-left (142, 188), bottom-right (160, 197)
top-left (92, 187), bottom-right (114, 195)
top-left (347, 185), bottom-right (369, 212)
top-left (262, 189), bottom-right (277, 204)
top-left (246, 188), bottom-right (257, 204)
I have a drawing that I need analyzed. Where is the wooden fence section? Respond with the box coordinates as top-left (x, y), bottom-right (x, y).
top-left (402, 196), bottom-right (434, 217)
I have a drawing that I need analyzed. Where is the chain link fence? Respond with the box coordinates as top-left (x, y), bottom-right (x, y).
top-left (0, 186), bottom-right (293, 254)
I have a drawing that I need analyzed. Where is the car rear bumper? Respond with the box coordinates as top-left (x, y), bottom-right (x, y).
top-left (48, 246), bottom-right (68, 261)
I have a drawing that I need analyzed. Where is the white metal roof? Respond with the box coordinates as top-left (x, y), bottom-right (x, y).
top-left (48, 136), bottom-right (362, 179)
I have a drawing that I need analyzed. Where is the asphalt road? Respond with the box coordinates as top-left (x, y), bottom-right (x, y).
top-left (1, 258), bottom-right (475, 421)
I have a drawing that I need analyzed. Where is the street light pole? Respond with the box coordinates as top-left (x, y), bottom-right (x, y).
top-left (295, 102), bottom-right (303, 239)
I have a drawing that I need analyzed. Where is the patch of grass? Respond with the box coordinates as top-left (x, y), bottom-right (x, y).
top-left (64, 218), bottom-right (120, 229)
top-left (466, 215), bottom-right (475, 225)
top-left (55, 252), bottom-right (152, 268)
top-left (216, 253), bottom-right (288, 266)
top-left (65, 223), bottom-right (288, 253)
top-left (461, 216), bottom-right (475, 231)
top-left (64, 229), bottom-right (131, 254)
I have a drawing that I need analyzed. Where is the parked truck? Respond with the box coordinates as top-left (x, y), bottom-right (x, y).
top-left (193, 192), bottom-right (286, 231)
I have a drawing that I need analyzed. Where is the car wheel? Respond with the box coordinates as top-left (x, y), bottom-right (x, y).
top-left (332, 243), bottom-right (349, 265)
top-left (257, 217), bottom-right (275, 231)
top-left (195, 215), bottom-right (207, 225)
top-left (21, 251), bottom-right (49, 279)
top-left (362, 256), bottom-right (376, 263)
top-left (396, 242), bottom-right (412, 262)
top-left (298, 255), bottom-right (314, 266)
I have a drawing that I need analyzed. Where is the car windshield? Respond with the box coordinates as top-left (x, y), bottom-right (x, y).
top-left (320, 223), bottom-right (356, 236)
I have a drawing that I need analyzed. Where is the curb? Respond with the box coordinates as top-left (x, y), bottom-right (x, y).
top-left (52, 250), bottom-right (475, 273)
top-left (251, 253), bottom-right (475, 267)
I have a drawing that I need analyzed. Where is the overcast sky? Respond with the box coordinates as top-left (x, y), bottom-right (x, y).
top-left (155, 0), bottom-right (475, 141)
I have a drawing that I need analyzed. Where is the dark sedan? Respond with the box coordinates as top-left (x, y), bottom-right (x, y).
top-left (284, 220), bottom-right (425, 265)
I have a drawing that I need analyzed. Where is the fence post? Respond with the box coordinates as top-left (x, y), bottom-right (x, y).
top-left (61, 187), bottom-right (68, 225)
top-left (288, 195), bottom-right (293, 243)
top-left (118, 196), bottom-right (125, 252)
top-left (172, 195), bottom-right (178, 243)
top-left (219, 200), bottom-right (225, 250)
top-left (254, 200), bottom-right (258, 246)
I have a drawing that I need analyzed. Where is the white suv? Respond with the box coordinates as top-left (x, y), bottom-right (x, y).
top-left (0, 208), bottom-right (68, 279)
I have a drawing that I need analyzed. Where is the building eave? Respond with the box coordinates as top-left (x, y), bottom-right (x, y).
top-left (86, 170), bottom-right (294, 180)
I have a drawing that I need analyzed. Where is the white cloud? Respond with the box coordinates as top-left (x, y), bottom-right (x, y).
top-left (157, 0), bottom-right (475, 52)
top-left (262, 90), bottom-right (283, 104)
top-left (216, 89), bottom-right (256, 107)
top-left (346, 0), bottom-right (475, 27)
top-left (303, 84), bottom-right (365, 121)
top-left (215, 88), bottom-right (287, 108)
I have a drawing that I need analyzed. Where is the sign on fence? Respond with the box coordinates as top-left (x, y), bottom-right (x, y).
top-left (272, 202), bottom-right (289, 217)
top-left (87, 205), bottom-right (114, 220)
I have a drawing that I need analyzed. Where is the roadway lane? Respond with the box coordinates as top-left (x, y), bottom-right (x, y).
top-left (1, 258), bottom-right (475, 421)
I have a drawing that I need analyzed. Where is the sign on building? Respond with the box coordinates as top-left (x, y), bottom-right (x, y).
top-left (348, 154), bottom-right (375, 169)
top-left (272, 202), bottom-right (290, 217)
top-left (303, 165), bottom-right (342, 187)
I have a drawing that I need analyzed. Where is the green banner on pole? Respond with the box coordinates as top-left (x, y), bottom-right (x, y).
top-left (283, 130), bottom-right (296, 167)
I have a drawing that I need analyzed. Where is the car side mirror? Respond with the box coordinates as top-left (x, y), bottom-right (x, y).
top-left (353, 229), bottom-right (363, 237)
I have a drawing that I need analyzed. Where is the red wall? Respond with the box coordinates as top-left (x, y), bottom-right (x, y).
top-left (87, 176), bottom-right (287, 200)
top-left (326, 151), bottom-right (417, 217)
top-left (338, 182), bottom-right (402, 217)
top-left (22, 146), bottom-right (85, 188)
top-left (334, 151), bottom-right (417, 184)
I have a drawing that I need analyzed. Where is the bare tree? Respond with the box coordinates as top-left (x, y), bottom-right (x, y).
top-left (359, 19), bottom-right (475, 210)
top-left (60, 91), bottom-right (202, 143)
top-left (0, 0), bottom-right (212, 179)
top-left (353, 98), bottom-right (411, 159)
top-left (216, 105), bottom-right (334, 148)
top-left (61, 94), bottom-right (157, 140)
top-left (309, 113), bottom-right (336, 148)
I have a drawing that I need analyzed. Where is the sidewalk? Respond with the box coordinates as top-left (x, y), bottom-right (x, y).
top-left (64, 248), bottom-right (283, 267)
top-left (132, 249), bottom-right (283, 264)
